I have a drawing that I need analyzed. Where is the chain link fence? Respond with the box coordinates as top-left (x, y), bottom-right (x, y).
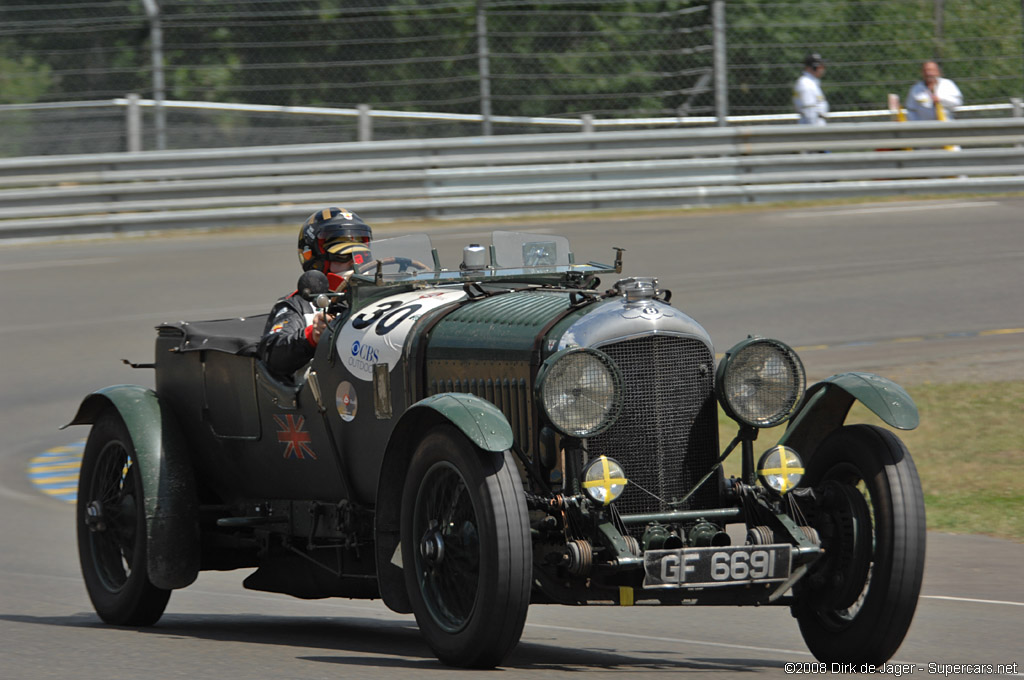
top-left (1, 1), bottom-right (1021, 155)
top-left (728, 0), bottom-right (1024, 116)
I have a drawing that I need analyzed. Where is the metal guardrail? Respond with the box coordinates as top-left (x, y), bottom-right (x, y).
top-left (1, 119), bottom-right (1023, 239)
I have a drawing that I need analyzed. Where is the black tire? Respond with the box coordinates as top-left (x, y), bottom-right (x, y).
top-left (794, 424), bottom-right (926, 665)
top-left (400, 424), bottom-right (531, 668)
top-left (77, 410), bottom-right (170, 626)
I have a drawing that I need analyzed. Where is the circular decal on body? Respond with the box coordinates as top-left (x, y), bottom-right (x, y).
top-left (336, 381), bottom-right (358, 422)
top-left (336, 289), bottom-right (466, 381)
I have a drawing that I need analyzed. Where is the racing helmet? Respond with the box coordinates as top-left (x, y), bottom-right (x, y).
top-left (804, 52), bottom-right (825, 69)
top-left (297, 207), bottom-right (373, 272)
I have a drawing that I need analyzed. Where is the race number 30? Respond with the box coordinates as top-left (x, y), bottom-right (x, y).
top-left (336, 289), bottom-right (466, 381)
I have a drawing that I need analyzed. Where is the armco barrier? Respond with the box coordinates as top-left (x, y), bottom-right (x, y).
top-left (1, 120), bottom-right (1023, 238)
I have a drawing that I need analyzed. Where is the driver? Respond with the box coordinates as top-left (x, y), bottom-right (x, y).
top-left (258, 207), bottom-right (372, 380)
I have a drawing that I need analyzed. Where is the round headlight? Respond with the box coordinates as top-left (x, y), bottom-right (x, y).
top-left (757, 445), bottom-right (805, 494)
top-left (537, 348), bottom-right (623, 438)
top-left (582, 456), bottom-right (628, 505)
top-left (716, 337), bottom-right (805, 428)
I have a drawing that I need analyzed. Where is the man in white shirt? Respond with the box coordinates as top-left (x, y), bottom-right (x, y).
top-left (905, 60), bottom-right (963, 121)
top-left (793, 53), bottom-right (828, 125)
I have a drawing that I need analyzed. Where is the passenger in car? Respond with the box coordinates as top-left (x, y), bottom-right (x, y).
top-left (259, 207), bottom-right (373, 380)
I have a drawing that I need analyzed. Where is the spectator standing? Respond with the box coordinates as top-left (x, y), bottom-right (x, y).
top-left (793, 53), bottom-right (828, 125)
top-left (905, 61), bottom-right (962, 121)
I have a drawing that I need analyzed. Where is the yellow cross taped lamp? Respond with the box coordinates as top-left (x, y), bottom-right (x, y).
top-left (715, 336), bottom-right (806, 428)
top-left (536, 347), bottom-right (623, 438)
top-left (757, 445), bottom-right (805, 494)
top-left (581, 455), bottom-right (628, 505)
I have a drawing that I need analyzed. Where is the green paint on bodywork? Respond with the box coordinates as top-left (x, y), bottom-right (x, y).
top-left (779, 372), bottom-right (918, 458)
top-left (67, 384), bottom-right (199, 590)
top-left (826, 372), bottom-right (918, 429)
top-left (69, 385), bottom-right (167, 520)
top-left (412, 393), bottom-right (514, 452)
top-left (596, 519), bottom-right (635, 560)
top-left (427, 291), bottom-right (571, 362)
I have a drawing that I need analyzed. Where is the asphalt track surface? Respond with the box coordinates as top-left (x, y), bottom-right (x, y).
top-left (1, 198), bottom-right (1022, 679)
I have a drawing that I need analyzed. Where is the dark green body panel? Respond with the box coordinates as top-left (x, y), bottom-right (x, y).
top-left (67, 385), bottom-right (200, 590)
top-left (424, 290), bottom-right (574, 461)
top-left (779, 372), bottom-right (919, 458)
top-left (426, 291), bottom-right (572, 362)
top-left (153, 328), bottom-right (352, 504)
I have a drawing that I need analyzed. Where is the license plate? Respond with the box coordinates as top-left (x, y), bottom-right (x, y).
top-left (643, 544), bottom-right (791, 588)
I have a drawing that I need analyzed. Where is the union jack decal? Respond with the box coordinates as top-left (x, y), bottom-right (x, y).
top-left (274, 414), bottom-right (316, 460)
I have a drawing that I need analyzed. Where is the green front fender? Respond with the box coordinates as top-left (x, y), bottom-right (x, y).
top-left (67, 385), bottom-right (200, 590)
top-left (373, 392), bottom-right (515, 615)
top-left (403, 393), bottom-right (515, 453)
top-left (777, 372), bottom-right (918, 459)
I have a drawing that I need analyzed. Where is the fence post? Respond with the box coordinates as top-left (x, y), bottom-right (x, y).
top-left (1011, 97), bottom-right (1023, 118)
top-left (141, 0), bottom-right (167, 151)
top-left (126, 94), bottom-right (143, 152)
top-left (712, 0), bottom-right (728, 126)
top-left (581, 114), bottom-right (595, 133)
top-left (477, 0), bottom-right (493, 136)
top-left (357, 104), bottom-right (373, 142)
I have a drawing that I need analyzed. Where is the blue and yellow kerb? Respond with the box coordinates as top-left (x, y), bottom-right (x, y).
top-left (28, 441), bottom-right (84, 503)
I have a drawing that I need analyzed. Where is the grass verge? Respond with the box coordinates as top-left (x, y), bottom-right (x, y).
top-left (719, 380), bottom-right (1024, 542)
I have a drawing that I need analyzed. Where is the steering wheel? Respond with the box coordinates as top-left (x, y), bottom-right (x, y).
top-left (356, 256), bottom-right (432, 275)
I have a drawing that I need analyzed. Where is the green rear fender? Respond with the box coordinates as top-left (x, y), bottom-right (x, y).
top-left (66, 385), bottom-right (200, 590)
top-left (778, 372), bottom-right (918, 460)
top-left (373, 392), bottom-right (515, 614)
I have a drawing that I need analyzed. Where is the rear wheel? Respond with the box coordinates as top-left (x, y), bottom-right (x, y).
top-left (794, 424), bottom-right (925, 664)
top-left (77, 410), bottom-right (170, 626)
top-left (400, 424), bottom-right (531, 668)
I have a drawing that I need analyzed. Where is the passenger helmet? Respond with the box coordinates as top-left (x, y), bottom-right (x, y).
top-left (297, 207), bottom-right (372, 272)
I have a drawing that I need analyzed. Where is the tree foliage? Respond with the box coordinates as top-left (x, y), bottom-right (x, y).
top-left (0, 0), bottom-right (1021, 118)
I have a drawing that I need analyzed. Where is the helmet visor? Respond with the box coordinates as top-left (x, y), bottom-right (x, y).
top-left (324, 237), bottom-right (371, 265)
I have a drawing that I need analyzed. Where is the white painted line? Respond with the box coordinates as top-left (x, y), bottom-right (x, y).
top-left (526, 622), bottom-right (813, 657)
top-left (13, 571), bottom-right (1023, 671)
top-left (785, 200), bottom-right (1000, 218)
top-left (0, 257), bottom-right (120, 272)
top-left (923, 594), bottom-right (1024, 607)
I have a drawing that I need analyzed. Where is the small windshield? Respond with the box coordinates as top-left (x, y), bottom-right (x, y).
top-left (354, 234), bottom-right (435, 277)
top-left (350, 230), bottom-right (610, 285)
top-left (492, 231), bottom-right (571, 268)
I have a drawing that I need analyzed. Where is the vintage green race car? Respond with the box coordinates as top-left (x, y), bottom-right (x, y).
top-left (68, 230), bottom-right (925, 668)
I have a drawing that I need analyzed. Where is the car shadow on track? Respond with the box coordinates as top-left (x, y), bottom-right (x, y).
top-left (0, 613), bottom-right (788, 672)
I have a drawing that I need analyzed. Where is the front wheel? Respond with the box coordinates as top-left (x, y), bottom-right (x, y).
top-left (400, 424), bottom-right (531, 668)
top-left (77, 410), bottom-right (170, 626)
top-left (794, 424), bottom-right (926, 664)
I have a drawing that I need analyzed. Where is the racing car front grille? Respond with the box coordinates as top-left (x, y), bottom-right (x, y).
top-left (588, 335), bottom-right (719, 519)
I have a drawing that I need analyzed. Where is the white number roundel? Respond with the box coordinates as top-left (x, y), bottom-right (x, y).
top-left (335, 289), bottom-right (466, 381)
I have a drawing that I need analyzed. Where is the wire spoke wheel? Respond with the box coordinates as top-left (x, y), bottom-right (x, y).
top-left (401, 424), bottom-right (531, 668)
top-left (794, 425), bottom-right (926, 665)
top-left (77, 411), bottom-right (169, 626)
top-left (86, 441), bottom-right (139, 590)
top-left (414, 464), bottom-right (478, 632)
